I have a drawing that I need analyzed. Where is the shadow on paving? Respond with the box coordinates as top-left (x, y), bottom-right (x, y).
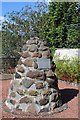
top-left (60, 88), bottom-right (79, 104)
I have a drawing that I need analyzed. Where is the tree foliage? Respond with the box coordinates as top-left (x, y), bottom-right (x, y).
top-left (2, 2), bottom-right (48, 58)
top-left (41, 2), bottom-right (80, 48)
top-left (2, 2), bottom-right (80, 59)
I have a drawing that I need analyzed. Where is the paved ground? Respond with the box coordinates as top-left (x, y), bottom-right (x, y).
top-left (0, 79), bottom-right (79, 119)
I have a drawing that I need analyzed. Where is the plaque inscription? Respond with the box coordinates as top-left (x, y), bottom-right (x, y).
top-left (37, 58), bottom-right (51, 70)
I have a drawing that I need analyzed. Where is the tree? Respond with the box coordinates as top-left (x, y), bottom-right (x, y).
top-left (66, 25), bottom-right (80, 48)
top-left (2, 2), bottom-right (48, 59)
top-left (2, 1), bottom-right (80, 62)
top-left (41, 2), bottom-right (80, 48)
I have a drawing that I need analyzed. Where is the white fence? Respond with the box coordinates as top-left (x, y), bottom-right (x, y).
top-left (54, 48), bottom-right (80, 60)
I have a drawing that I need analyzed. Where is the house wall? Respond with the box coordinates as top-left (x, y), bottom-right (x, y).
top-left (54, 48), bottom-right (80, 60)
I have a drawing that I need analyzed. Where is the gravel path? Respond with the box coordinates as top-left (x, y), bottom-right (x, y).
top-left (0, 79), bottom-right (79, 119)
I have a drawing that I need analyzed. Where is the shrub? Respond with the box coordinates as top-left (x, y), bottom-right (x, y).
top-left (54, 56), bottom-right (79, 83)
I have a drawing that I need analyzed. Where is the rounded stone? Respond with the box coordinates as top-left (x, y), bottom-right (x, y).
top-left (17, 89), bottom-right (24, 95)
top-left (22, 51), bottom-right (31, 58)
top-left (26, 104), bottom-right (38, 113)
top-left (23, 59), bottom-right (33, 67)
top-left (42, 90), bottom-right (52, 96)
top-left (42, 50), bottom-right (51, 58)
top-left (22, 44), bottom-right (28, 51)
top-left (26, 70), bottom-right (44, 80)
top-left (12, 80), bottom-right (20, 88)
top-left (39, 44), bottom-right (49, 51)
top-left (20, 96), bottom-right (32, 104)
top-left (46, 79), bottom-right (55, 84)
top-left (38, 41), bottom-right (47, 46)
top-left (17, 66), bottom-right (25, 73)
top-left (22, 79), bottom-right (34, 88)
top-left (46, 70), bottom-right (54, 77)
top-left (18, 59), bottom-right (22, 65)
top-left (15, 72), bottom-right (21, 79)
top-left (39, 98), bottom-right (49, 106)
top-left (27, 39), bottom-right (38, 45)
top-left (29, 44), bottom-right (38, 52)
top-left (10, 92), bottom-right (16, 98)
top-left (36, 82), bottom-right (44, 89)
top-left (29, 90), bottom-right (38, 96)
top-left (46, 79), bottom-right (58, 88)
top-left (32, 52), bottom-right (42, 58)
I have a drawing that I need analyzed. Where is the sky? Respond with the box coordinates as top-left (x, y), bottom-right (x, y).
top-left (1, 1), bottom-right (49, 17)
top-left (0, 1), bottom-right (48, 30)
top-left (2, 2), bottom-right (37, 16)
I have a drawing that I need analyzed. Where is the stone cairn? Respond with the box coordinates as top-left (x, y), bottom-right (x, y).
top-left (5, 37), bottom-right (62, 114)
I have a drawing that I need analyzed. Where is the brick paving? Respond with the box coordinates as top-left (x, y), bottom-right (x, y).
top-left (0, 79), bottom-right (79, 119)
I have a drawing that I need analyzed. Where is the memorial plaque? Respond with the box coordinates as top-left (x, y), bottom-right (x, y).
top-left (37, 58), bottom-right (51, 70)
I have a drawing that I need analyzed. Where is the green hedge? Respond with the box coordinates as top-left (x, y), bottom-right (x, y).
top-left (54, 56), bottom-right (79, 84)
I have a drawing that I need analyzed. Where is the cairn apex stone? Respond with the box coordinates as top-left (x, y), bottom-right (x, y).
top-left (27, 38), bottom-right (39, 45)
